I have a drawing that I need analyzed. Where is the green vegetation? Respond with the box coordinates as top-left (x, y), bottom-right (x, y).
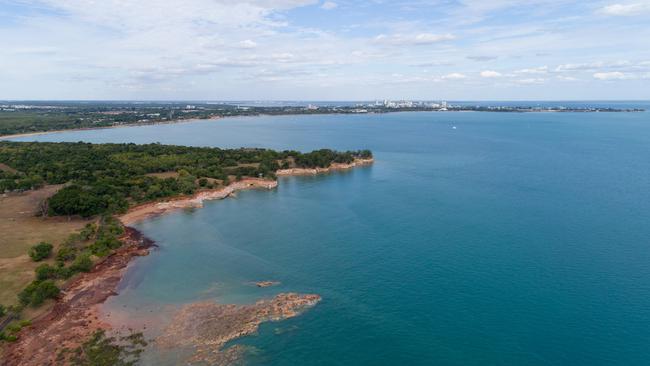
top-left (28, 242), bottom-right (53, 262)
top-left (10, 217), bottom-right (124, 313)
top-left (295, 149), bottom-right (372, 168)
top-left (17, 280), bottom-right (60, 307)
top-left (0, 319), bottom-right (30, 342)
top-left (57, 329), bottom-right (147, 366)
top-left (1, 141), bottom-right (371, 217)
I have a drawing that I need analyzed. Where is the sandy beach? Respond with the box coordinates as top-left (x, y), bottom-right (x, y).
top-left (118, 178), bottom-right (278, 225)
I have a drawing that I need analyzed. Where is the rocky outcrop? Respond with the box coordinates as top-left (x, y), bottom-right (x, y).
top-left (157, 293), bottom-right (321, 365)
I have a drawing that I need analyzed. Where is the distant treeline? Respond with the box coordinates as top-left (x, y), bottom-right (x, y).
top-left (0, 141), bottom-right (371, 217)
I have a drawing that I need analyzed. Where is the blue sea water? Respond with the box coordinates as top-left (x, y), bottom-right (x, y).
top-left (13, 105), bottom-right (650, 365)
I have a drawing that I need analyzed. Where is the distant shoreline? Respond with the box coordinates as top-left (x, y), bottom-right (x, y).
top-left (0, 106), bottom-right (644, 140)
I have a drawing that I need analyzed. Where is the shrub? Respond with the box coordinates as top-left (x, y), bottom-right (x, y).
top-left (28, 242), bottom-right (53, 262)
top-left (70, 254), bottom-right (93, 273)
top-left (35, 264), bottom-right (57, 281)
top-left (90, 237), bottom-right (122, 257)
top-left (56, 265), bottom-right (75, 279)
top-left (18, 280), bottom-right (60, 307)
top-left (56, 244), bottom-right (78, 262)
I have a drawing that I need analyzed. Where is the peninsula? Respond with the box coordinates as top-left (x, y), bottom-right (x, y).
top-left (0, 141), bottom-right (373, 365)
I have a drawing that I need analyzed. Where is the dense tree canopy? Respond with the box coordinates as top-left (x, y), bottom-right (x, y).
top-left (0, 141), bottom-right (372, 217)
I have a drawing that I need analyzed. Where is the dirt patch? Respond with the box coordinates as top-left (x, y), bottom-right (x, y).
top-left (0, 163), bottom-right (17, 174)
top-left (145, 171), bottom-right (180, 179)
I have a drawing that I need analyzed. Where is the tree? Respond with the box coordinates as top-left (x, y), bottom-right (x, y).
top-left (48, 185), bottom-right (105, 218)
top-left (28, 242), bottom-right (53, 262)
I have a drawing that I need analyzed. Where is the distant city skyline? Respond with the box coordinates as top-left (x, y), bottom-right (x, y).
top-left (1, 0), bottom-right (650, 100)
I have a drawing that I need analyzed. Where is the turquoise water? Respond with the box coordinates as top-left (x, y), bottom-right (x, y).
top-left (14, 108), bottom-right (650, 365)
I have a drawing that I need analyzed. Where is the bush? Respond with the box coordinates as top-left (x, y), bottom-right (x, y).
top-left (70, 254), bottom-right (93, 273)
top-left (56, 244), bottom-right (78, 262)
top-left (18, 280), bottom-right (60, 307)
top-left (0, 304), bottom-right (6, 317)
top-left (35, 264), bottom-right (57, 281)
top-left (0, 333), bottom-right (18, 342)
top-left (28, 242), bottom-right (53, 262)
top-left (90, 237), bottom-right (122, 257)
top-left (56, 265), bottom-right (75, 279)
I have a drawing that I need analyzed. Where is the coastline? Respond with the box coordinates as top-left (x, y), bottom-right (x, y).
top-left (119, 178), bottom-right (278, 226)
top-left (0, 115), bottom-right (223, 140)
top-left (2, 227), bottom-right (155, 366)
top-left (2, 104), bottom-right (642, 141)
top-left (3, 158), bottom-right (373, 364)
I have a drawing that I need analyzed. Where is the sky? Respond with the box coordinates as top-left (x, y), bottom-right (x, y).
top-left (1, 0), bottom-right (649, 100)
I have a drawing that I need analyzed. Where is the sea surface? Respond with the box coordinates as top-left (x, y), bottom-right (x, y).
top-left (12, 104), bottom-right (650, 365)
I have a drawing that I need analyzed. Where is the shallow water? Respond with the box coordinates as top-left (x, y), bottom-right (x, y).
top-left (15, 106), bottom-right (650, 365)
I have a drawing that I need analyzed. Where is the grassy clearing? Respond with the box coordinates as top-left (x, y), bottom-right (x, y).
top-left (0, 185), bottom-right (91, 306)
top-left (145, 171), bottom-right (180, 179)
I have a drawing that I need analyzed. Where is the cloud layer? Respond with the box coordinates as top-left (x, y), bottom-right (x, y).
top-left (1, 0), bottom-right (649, 99)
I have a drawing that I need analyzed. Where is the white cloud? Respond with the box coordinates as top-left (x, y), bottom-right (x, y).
top-left (516, 78), bottom-right (545, 84)
top-left (515, 66), bottom-right (548, 74)
top-left (480, 70), bottom-right (502, 78)
top-left (238, 40), bottom-right (258, 49)
top-left (467, 55), bottom-right (498, 62)
top-left (442, 73), bottom-right (467, 80)
top-left (557, 75), bottom-right (578, 81)
top-left (321, 1), bottom-right (338, 10)
top-left (593, 71), bottom-right (627, 80)
top-left (374, 33), bottom-right (456, 45)
top-left (598, 2), bottom-right (650, 16)
top-left (555, 62), bottom-right (603, 72)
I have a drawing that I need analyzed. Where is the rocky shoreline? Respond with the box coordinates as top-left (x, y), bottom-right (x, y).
top-left (2, 227), bottom-right (155, 366)
top-left (276, 157), bottom-right (374, 176)
top-left (119, 178), bottom-right (278, 225)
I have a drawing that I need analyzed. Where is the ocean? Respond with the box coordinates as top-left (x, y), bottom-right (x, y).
top-left (12, 105), bottom-right (650, 365)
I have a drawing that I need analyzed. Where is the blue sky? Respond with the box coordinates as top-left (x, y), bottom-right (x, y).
top-left (1, 0), bottom-right (649, 100)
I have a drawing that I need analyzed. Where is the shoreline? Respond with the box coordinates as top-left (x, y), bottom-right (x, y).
top-left (0, 115), bottom-right (223, 140)
top-left (118, 178), bottom-right (278, 226)
top-left (2, 105), bottom-right (643, 140)
top-left (2, 227), bottom-right (155, 366)
top-left (4, 158), bottom-right (373, 364)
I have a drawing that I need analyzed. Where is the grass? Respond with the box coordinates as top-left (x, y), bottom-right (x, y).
top-left (145, 171), bottom-right (180, 179)
top-left (0, 185), bottom-right (91, 306)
